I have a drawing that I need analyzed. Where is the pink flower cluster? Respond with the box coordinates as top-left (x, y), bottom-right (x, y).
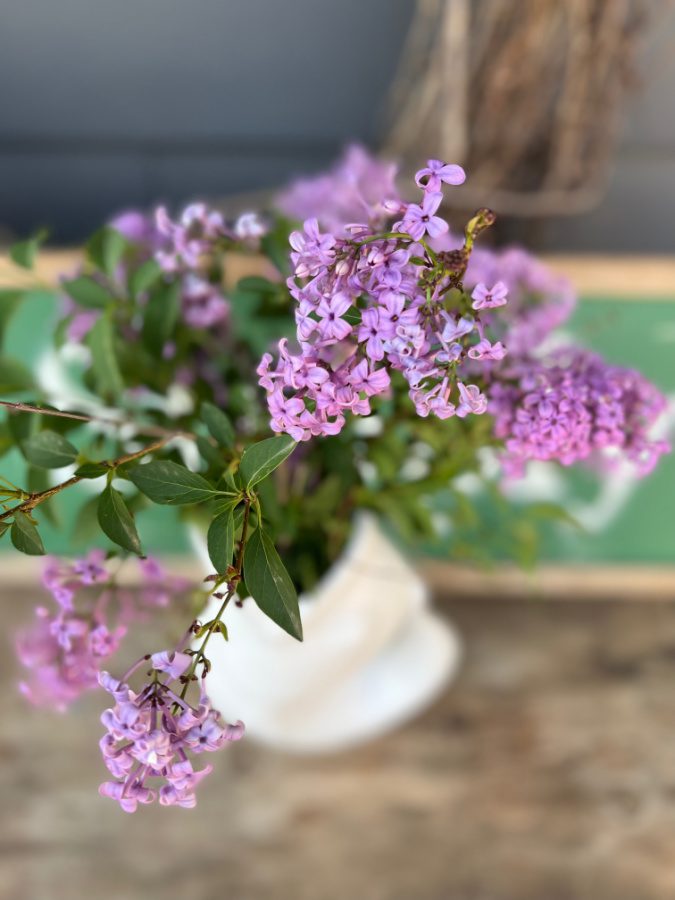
top-left (16, 552), bottom-right (187, 711)
top-left (98, 652), bottom-right (244, 812)
top-left (489, 349), bottom-right (670, 477)
top-left (258, 161), bottom-right (508, 440)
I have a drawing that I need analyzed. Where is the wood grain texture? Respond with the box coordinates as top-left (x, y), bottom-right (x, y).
top-left (3, 587), bottom-right (675, 899)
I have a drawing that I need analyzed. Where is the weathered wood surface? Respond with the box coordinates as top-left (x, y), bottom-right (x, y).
top-left (3, 590), bottom-right (675, 900)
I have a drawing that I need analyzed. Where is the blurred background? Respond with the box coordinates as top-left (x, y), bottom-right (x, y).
top-left (0, 0), bottom-right (674, 250)
top-left (3, 3), bottom-right (675, 899)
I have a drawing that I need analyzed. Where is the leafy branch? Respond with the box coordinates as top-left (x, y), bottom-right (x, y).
top-left (0, 437), bottom-right (169, 523)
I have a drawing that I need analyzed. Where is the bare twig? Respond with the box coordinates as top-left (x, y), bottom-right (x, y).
top-left (0, 399), bottom-right (197, 441)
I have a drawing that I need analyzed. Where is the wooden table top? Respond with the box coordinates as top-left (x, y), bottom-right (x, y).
top-left (3, 588), bottom-right (675, 900)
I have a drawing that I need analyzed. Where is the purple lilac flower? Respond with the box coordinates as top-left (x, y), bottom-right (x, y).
top-left (277, 144), bottom-right (402, 235)
top-left (233, 212), bottom-right (267, 240)
top-left (415, 159), bottom-right (466, 192)
top-left (289, 218), bottom-right (336, 278)
top-left (259, 161), bottom-right (503, 439)
top-left (59, 200), bottom-right (247, 354)
top-left (16, 554), bottom-right (187, 711)
top-left (155, 203), bottom-right (227, 272)
top-left (464, 246), bottom-right (577, 356)
top-left (109, 211), bottom-right (163, 248)
top-left (471, 282), bottom-right (509, 310)
top-left (399, 191), bottom-right (448, 241)
top-left (98, 654), bottom-right (244, 812)
top-left (16, 605), bottom-right (125, 713)
top-left (489, 348), bottom-right (670, 477)
top-left (181, 275), bottom-right (230, 329)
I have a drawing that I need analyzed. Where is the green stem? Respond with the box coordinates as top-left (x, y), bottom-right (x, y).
top-left (350, 230), bottom-right (414, 248)
top-left (180, 496), bottom-right (252, 696)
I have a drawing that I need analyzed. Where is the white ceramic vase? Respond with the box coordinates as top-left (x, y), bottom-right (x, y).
top-left (191, 514), bottom-right (462, 754)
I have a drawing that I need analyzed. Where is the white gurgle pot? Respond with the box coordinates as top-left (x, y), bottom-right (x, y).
top-left (191, 514), bottom-right (462, 754)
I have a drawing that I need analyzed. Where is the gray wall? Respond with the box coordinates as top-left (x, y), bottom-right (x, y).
top-left (0, 0), bottom-right (412, 241)
top-left (1, 1), bottom-right (673, 251)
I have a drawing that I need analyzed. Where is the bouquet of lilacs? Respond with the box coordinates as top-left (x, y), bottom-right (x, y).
top-left (0, 151), bottom-right (668, 812)
top-left (279, 146), bottom-right (669, 477)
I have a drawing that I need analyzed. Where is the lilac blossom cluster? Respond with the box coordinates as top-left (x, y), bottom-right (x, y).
top-left (154, 204), bottom-right (265, 330)
top-left (63, 204), bottom-right (267, 343)
top-left (16, 552), bottom-right (187, 711)
top-left (278, 147), bottom-right (576, 360)
top-left (258, 161), bottom-right (510, 440)
top-left (489, 349), bottom-right (670, 477)
top-left (278, 144), bottom-right (403, 236)
top-left (464, 245), bottom-right (576, 356)
top-left (98, 650), bottom-right (244, 811)
top-left (152, 205), bottom-right (263, 329)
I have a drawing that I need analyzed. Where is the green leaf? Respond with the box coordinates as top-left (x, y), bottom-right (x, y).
top-left (0, 357), bottom-right (34, 393)
top-left (8, 409), bottom-right (40, 445)
top-left (71, 494), bottom-right (101, 546)
top-left (194, 619), bottom-right (228, 640)
top-left (244, 528), bottom-right (302, 640)
top-left (127, 459), bottom-right (217, 505)
top-left (142, 279), bottom-right (180, 354)
top-left (0, 422), bottom-right (13, 459)
top-left (62, 276), bottom-right (113, 309)
top-left (22, 430), bottom-right (78, 468)
top-left (239, 435), bottom-right (296, 489)
top-left (9, 229), bottom-right (48, 270)
top-left (213, 620), bottom-right (228, 640)
top-left (0, 290), bottom-right (25, 347)
top-left (260, 216), bottom-right (294, 275)
top-left (87, 314), bottom-right (124, 397)
top-left (130, 259), bottom-right (162, 297)
top-left (27, 466), bottom-right (59, 526)
top-left (222, 467), bottom-right (239, 492)
top-left (207, 510), bottom-right (235, 573)
top-left (528, 502), bottom-right (584, 532)
top-left (236, 275), bottom-right (279, 295)
top-left (0, 521), bottom-right (9, 540)
top-left (10, 511), bottom-right (45, 555)
top-left (86, 226), bottom-right (130, 277)
top-left (85, 226), bottom-right (129, 276)
top-left (103, 228), bottom-right (129, 277)
top-left (97, 485), bottom-right (142, 554)
top-left (74, 461), bottom-right (110, 479)
top-left (196, 435), bottom-right (223, 468)
top-left (201, 402), bottom-right (235, 450)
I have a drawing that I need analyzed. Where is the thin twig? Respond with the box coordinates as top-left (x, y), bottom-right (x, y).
top-left (180, 496), bottom-right (252, 697)
top-left (0, 437), bottom-right (170, 523)
top-left (0, 399), bottom-right (197, 441)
